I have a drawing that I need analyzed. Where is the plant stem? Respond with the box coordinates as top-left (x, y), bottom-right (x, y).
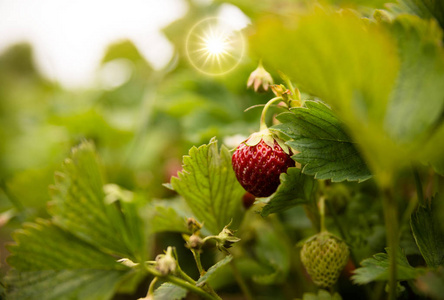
top-left (143, 265), bottom-right (218, 300)
top-left (146, 276), bottom-right (158, 297)
top-left (230, 260), bottom-right (254, 300)
top-left (173, 248), bottom-right (196, 284)
top-left (382, 188), bottom-right (398, 300)
top-left (191, 249), bottom-right (205, 276)
top-left (319, 196), bottom-right (326, 232)
top-left (260, 97), bottom-right (283, 131)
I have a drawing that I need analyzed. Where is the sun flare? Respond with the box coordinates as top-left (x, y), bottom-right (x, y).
top-left (186, 17), bottom-right (244, 76)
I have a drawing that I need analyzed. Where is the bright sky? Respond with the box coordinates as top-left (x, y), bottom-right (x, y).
top-left (0, 0), bottom-right (188, 88)
top-left (0, 0), bottom-right (250, 89)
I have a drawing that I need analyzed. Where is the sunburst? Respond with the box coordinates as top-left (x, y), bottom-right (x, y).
top-left (186, 17), bottom-right (244, 76)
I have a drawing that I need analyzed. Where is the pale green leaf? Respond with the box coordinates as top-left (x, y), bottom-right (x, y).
top-left (149, 204), bottom-right (190, 234)
top-left (260, 168), bottom-right (315, 217)
top-left (411, 196), bottom-right (444, 268)
top-left (153, 283), bottom-right (187, 300)
top-left (352, 247), bottom-right (426, 284)
top-left (6, 269), bottom-right (124, 300)
top-left (170, 138), bottom-right (244, 234)
top-left (196, 255), bottom-right (233, 286)
top-left (385, 15), bottom-right (444, 143)
top-left (49, 141), bottom-right (145, 260)
top-left (275, 101), bottom-right (372, 182)
top-left (6, 219), bottom-right (128, 300)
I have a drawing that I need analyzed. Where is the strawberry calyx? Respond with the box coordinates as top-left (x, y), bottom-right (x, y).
top-left (243, 129), bottom-right (291, 155)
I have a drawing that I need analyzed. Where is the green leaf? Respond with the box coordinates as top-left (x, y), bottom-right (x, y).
top-left (196, 255), bottom-right (233, 286)
top-left (260, 168), bottom-right (315, 217)
top-left (49, 141), bottom-right (145, 260)
top-left (149, 205), bottom-right (190, 234)
top-left (415, 268), bottom-right (444, 299)
top-left (384, 15), bottom-right (444, 143)
top-left (352, 247), bottom-right (426, 284)
top-left (252, 221), bottom-right (291, 284)
top-left (6, 269), bottom-right (125, 300)
top-left (411, 196), bottom-right (444, 268)
top-left (153, 283), bottom-right (187, 300)
top-left (389, 0), bottom-right (444, 30)
top-left (6, 219), bottom-right (128, 300)
top-left (275, 101), bottom-right (372, 182)
top-left (170, 138), bottom-right (244, 234)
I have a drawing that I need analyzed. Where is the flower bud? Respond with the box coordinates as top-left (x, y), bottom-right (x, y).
top-left (247, 61), bottom-right (274, 93)
top-left (155, 246), bottom-right (176, 276)
top-left (187, 234), bottom-right (204, 249)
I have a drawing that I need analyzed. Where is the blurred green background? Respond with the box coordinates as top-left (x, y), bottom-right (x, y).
top-left (5, 0), bottom-right (439, 298)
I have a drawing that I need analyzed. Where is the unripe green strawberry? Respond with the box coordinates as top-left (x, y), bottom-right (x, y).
top-left (300, 231), bottom-right (349, 288)
top-left (232, 130), bottom-right (294, 197)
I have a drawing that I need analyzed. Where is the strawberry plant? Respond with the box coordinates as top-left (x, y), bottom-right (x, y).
top-left (1, 0), bottom-right (444, 300)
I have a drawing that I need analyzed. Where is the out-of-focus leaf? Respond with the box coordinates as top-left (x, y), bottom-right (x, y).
top-left (385, 15), bottom-right (444, 143)
top-left (415, 268), bottom-right (444, 300)
top-left (196, 255), bottom-right (233, 286)
top-left (6, 219), bottom-right (128, 300)
top-left (260, 168), bottom-right (314, 217)
top-left (148, 204), bottom-right (190, 234)
top-left (275, 101), bottom-right (372, 182)
top-left (389, 0), bottom-right (444, 30)
top-left (352, 247), bottom-right (426, 284)
top-left (6, 269), bottom-right (125, 300)
top-left (49, 141), bottom-right (145, 260)
top-left (250, 10), bottom-right (402, 183)
top-left (170, 138), bottom-right (244, 234)
top-left (153, 283), bottom-right (187, 300)
top-left (252, 221), bottom-right (291, 284)
top-left (411, 196), bottom-right (444, 268)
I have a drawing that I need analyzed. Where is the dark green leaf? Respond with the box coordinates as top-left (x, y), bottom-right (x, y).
top-left (352, 247), bottom-right (426, 284)
top-left (260, 168), bottom-right (315, 217)
top-left (275, 101), bottom-right (372, 182)
top-left (153, 283), bottom-right (187, 300)
top-left (196, 255), bottom-right (233, 286)
top-left (170, 138), bottom-right (244, 234)
top-left (252, 221), bottom-right (291, 284)
top-left (411, 196), bottom-right (444, 268)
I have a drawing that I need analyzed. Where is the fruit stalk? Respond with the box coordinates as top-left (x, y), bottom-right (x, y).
top-left (260, 96), bottom-right (284, 131)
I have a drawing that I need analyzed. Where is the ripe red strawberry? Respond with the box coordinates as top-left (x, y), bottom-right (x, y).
top-left (232, 131), bottom-right (294, 197)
